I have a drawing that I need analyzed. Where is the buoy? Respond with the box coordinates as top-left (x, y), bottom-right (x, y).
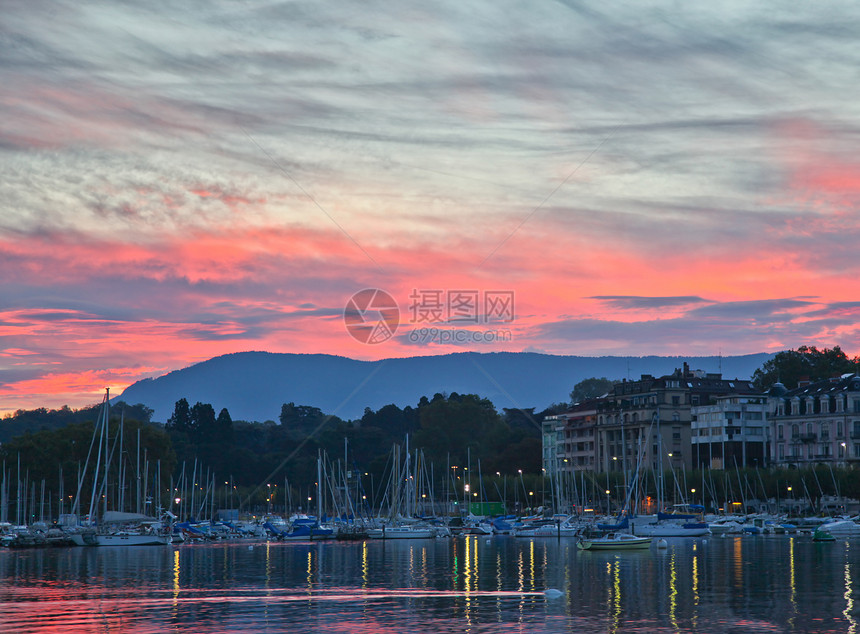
top-left (544, 589), bottom-right (564, 599)
top-left (657, 539), bottom-right (668, 549)
top-left (485, 539), bottom-right (491, 544)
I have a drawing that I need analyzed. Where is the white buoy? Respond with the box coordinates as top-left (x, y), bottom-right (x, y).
top-left (544, 589), bottom-right (564, 599)
top-left (657, 538), bottom-right (668, 549)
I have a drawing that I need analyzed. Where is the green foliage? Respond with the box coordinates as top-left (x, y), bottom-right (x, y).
top-left (166, 398), bottom-right (192, 432)
top-left (413, 393), bottom-right (509, 466)
top-left (0, 401), bottom-right (153, 443)
top-left (752, 345), bottom-right (858, 391)
top-left (279, 402), bottom-right (342, 436)
top-left (0, 416), bottom-right (176, 518)
top-left (359, 404), bottom-right (419, 441)
top-left (570, 377), bottom-right (616, 403)
top-left (502, 408), bottom-right (542, 437)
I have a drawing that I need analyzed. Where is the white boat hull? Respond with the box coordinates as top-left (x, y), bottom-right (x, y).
top-left (818, 520), bottom-right (860, 536)
top-left (70, 532), bottom-right (173, 546)
top-left (633, 523), bottom-right (710, 537)
top-left (367, 527), bottom-right (435, 539)
top-left (578, 533), bottom-right (652, 550)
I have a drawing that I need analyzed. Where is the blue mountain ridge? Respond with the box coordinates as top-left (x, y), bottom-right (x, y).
top-left (116, 351), bottom-right (773, 423)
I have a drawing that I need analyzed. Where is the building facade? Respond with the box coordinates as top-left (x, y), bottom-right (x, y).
top-left (769, 373), bottom-right (860, 468)
top-left (593, 363), bottom-right (758, 473)
top-left (542, 363), bottom-right (760, 476)
top-left (541, 401), bottom-right (598, 477)
top-left (691, 394), bottom-right (769, 469)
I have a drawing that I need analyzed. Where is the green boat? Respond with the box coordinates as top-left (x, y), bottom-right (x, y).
top-left (812, 528), bottom-right (836, 542)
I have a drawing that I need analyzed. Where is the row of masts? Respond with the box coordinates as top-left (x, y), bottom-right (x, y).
top-left (2, 389), bottom-right (852, 525)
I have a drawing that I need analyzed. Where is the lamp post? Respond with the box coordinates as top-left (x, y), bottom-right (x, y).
top-left (518, 469), bottom-right (528, 509)
top-left (541, 468), bottom-right (547, 507)
top-left (606, 489), bottom-right (611, 515)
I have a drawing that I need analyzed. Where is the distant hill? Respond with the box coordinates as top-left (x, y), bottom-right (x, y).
top-left (116, 351), bottom-right (774, 423)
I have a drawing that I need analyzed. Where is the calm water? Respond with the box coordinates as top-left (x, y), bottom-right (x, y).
top-left (1, 534), bottom-right (858, 633)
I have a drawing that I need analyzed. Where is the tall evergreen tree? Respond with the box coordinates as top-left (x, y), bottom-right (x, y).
top-left (166, 398), bottom-right (192, 432)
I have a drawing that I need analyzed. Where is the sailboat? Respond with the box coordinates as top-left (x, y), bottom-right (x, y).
top-left (366, 440), bottom-right (438, 539)
top-left (67, 389), bottom-right (173, 547)
top-left (577, 532), bottom-right (652, 550)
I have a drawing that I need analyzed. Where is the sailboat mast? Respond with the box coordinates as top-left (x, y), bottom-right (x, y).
top-left (88, 389), bottom-right (109, 524)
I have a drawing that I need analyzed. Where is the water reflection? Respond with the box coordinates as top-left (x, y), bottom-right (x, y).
top-left (1, 536), bottom-right (860, 632)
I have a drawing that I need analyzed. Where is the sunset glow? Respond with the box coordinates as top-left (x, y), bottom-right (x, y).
top-left (2, 2), bottom-right (859, 413)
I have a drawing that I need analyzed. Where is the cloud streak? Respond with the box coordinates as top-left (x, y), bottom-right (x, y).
top-left (2, 1), bottom-right (860, 411)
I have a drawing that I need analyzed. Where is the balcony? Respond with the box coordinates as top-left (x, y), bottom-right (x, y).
top-left (799, 433), bottom-right (817, 442)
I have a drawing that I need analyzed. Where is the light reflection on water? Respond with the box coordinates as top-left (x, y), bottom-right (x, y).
top-left (2, 535), bottom-right (860, 633)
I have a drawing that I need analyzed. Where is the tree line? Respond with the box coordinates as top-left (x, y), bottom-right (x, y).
top-left (0, 345), bottom-right (856, 517)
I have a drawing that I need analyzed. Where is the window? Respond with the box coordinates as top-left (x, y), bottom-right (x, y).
top-left (854, 400), bottom-right (860, 414)
top-left (778, 444), bottom-right (785, 459)
top-left (672, 427), bottom-right (681, 440)
top-left (745, 411), bottom-right (763, 420)
top-left (672, 395), bottom-right (680, 406)
top-left (838, 421), bottom-right (844, 437)
top-left (672, 412), bottom-right (680, 422)
top-left (821, 424), bottom-right (830, 441)
top-left (855, 444), bottom-right (860, 459)
top-left (778, 424), bottom-right (784, 440)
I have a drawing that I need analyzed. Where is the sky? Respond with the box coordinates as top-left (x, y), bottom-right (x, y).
top-left (2, 0), bottom-right (860, 413)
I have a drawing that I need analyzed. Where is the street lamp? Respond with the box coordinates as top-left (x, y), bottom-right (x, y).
top-left (606, 489), bottom-right (611, 514)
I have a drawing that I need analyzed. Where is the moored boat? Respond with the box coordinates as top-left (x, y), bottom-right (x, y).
top-left (813, 527), bottom-right (836, 542)
top-left (577, 532), bottom-right (652, 550)
top-left (815, 518), bottom-right (860, 536)
top-left (366, 525), bottom-right (436, 539)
